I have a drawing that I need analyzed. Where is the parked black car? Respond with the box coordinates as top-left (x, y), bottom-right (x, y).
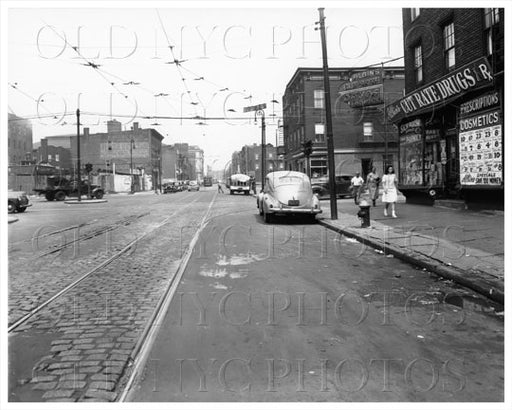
top-left (8, 191), bottom-right (32, 213)
top-left (163, 183), bottom-right (178, 194)
top-left (311, 175), bottom-right (353, 199)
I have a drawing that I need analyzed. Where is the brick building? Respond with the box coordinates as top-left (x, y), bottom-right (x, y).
top-left (8, 113), bottom-right (33, 165)
top-left (386, 8), bottom-right (504, 208)
top-left (231, 143), bottom-right (284, 183)
top-left (282, 66), bottom-right (404, 179)
top-left (161, 143), bottom-right (204, 182)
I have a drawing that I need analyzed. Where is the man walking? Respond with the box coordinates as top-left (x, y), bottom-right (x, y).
top-left (350, 172), bottom-right (364, 204)
top-left (217, 181), bottom-right (224, 193)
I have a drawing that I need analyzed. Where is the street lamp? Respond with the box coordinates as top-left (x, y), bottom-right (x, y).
top-left (244, 103), bottom-right (269, 190)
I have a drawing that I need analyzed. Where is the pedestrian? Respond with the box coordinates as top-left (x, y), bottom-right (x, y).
top-left (366, 166), bottom-right (380, 207)
top-left (350, 172), bottom-right (364, 204)
top-left (382, 165), bottom-right (398, 218)
top-left (217, 181), bottom-right (224, 193)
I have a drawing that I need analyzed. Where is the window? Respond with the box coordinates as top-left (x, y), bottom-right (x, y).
top-left (255, 153), bottom-right (259, 160)
top-left (443, 22), bottom-right (456, 70)
top-left (363, 122), bottom-right (373, 141)
top-left (269, 153), bottom-right (273, 159)
top-left (484, 8), bottom-right (500, 55)
top-left (314, 90), bottom-right (324, 109)
top-left (55, 154), bottom-right (60, 162)
top-left (48, 154), bottom-right (52, 161)
top-left (314, 123), bottom-right (325, 142)
top-left (414, 45), bottom-right (423, 83)
top-left (410, 8), bottom-right (420, 21)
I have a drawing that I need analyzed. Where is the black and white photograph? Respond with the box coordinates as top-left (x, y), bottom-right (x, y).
top-left (1, 1), bottom-right (509, 408)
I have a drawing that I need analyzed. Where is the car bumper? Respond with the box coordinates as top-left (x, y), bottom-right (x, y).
top-left (268, 208), bottom-right (322, 215)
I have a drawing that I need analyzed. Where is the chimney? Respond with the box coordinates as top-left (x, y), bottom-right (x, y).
top-left (133, 122), bottom-right (139, 131)
top-left (84, 127), bottom-right (90, 137)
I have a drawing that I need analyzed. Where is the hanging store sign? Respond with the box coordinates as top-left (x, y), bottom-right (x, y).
top-left (338, 68), bottom-right (383, 108)
top-left (338, 84), bottom-right (383, 108)
top-left (458, 92), bottom-right (502, 186)
top-left (386, 57), bottom-right (494, 123)
top-left (338, 68), bottom-right (382, 92)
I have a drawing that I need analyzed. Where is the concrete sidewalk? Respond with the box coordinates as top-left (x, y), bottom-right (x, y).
top-left (318, 200), bottom-right (504, 304)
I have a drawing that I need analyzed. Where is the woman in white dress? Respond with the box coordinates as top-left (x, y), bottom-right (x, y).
top-left (381, 165), bottom-right (398, 218)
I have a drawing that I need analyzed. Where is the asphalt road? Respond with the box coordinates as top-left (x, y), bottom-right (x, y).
top-left (126, 192), bottom-right (504, 402)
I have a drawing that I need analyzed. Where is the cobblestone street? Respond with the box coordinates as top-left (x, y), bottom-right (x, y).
top-left (9, 191), bottom-right (217, 401)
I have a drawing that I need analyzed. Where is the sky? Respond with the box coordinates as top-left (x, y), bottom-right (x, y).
top-left (7, 4), bottom-right (404, 170)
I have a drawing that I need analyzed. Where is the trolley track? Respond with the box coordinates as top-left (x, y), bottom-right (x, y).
top-left (8, 193), bottom-right (202, 332)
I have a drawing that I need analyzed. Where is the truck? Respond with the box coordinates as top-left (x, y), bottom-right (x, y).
top-left (228, 174), bottom-right (251, 195)
top-left (34, 173), bottom-right (104, 201)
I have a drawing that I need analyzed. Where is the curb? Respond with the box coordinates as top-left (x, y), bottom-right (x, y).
top-left (8, 217), bottom-right (19, 224)
top-left (318, 219), bottom-right (504, 305)
top-left (64, 199), bottom-right (108, 204)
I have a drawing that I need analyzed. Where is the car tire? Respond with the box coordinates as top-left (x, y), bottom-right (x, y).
top-left (8, 201), bottom-right (16, 213)
top-left (94, 190), bottom-right (104, 199)
top-left (263, 210), bottom-right (272, 223)
top-left (45, 192), bottom-right (55, 201)
top-left (55, 191), bottom-right (66, 201)
top-left (258, 202), bottom-right (263, 215)
top-left (308, 214), bottom-right (317, 224)
top-left (17, 206), bottom-right (27, 213)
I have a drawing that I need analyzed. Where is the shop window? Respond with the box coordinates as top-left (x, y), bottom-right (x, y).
top-left (414, 45), bottom-right (423, 84)
top-left (314, 90), bottom-right (324, 109)
top-left (363, 122), bottom-right (373, 142)
top-left (399, 122), bottom-right (423, 185)
top-left (410, 8), bottom-right (420, 21)
top-left (484, 8), bottom-right (500, 56)
top-left (314, 123), bottom-right (325, 142)
top-left (443, 22), bottom-right (456, 71)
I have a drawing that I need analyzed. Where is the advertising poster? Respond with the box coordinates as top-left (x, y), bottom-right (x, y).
top-left (458, 92), bottom-right (502, 186)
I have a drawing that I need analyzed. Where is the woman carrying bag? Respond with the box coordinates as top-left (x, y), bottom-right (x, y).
top-left (381, 165), bottom-right (398, 218)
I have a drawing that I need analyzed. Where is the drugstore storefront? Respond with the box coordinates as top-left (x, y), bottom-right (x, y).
top-left (386, 57), bottom-right (504, 209)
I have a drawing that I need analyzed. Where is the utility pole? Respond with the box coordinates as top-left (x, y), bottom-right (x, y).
top-left (130, 138), bottom-right (135, 194)
top-left (317, 8), bottom-right (337, 219)
top-left (382, 61), bottom-right (389, 171)
top-left (76, 109), bottom-right (81, 202)
top-left (259, 111), bottom-right (266, 189)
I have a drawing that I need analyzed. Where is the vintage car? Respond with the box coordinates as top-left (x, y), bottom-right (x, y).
top-left (256, 171), bottom-right (322, 223)
top-left (162, 182), bottom-right (178, 194)
top-left (8, 190), bottom-right (32, 213)
top-left (187, 181), bottom-right (200, 191)
top-left (311, 175), bottom-right (354, 199)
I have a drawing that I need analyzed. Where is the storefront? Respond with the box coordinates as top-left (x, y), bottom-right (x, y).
top-left (387, 57), bottom-right (504, 208)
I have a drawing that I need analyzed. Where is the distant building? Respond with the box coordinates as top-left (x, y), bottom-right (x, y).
top-left (160, 142), bottom-right (204, 182)
top-left (188, 145), bottom-right (204, 182)
top-left (231, 143), bottom-right (284, 182)
top-left (37, 120), bottom-right (164, 191)
top-left (282, 66), bottom-right (404, 179)
top-left (8, 113), bottom-right (33, 165)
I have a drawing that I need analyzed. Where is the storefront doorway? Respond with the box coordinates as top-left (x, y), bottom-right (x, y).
top-left (445, 132), bottom-right (460, 194)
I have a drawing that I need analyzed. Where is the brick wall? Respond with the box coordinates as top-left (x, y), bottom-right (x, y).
top-left (402, 8), bottom-right (502, 93)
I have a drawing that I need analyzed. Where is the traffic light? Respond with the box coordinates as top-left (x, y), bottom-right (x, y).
top-left (302, 140), bottom-right (313, 157)
top-left (85, 163), bottom-right (93, 173)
